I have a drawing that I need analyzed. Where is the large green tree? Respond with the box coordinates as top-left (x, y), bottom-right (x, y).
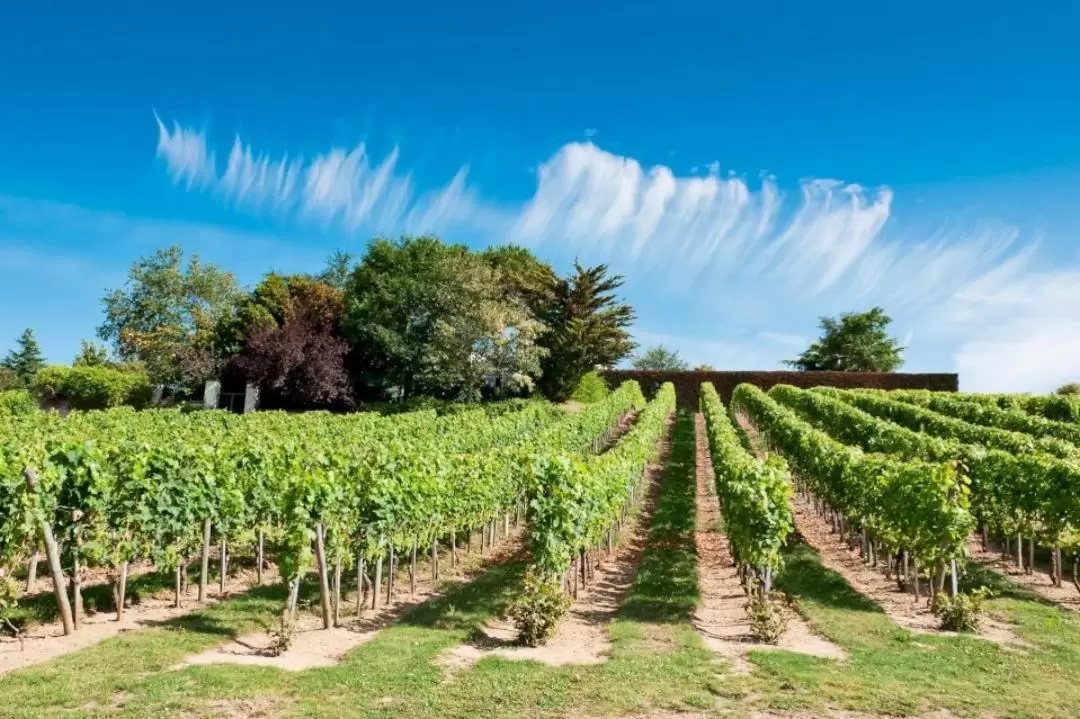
top-left (344, 236), bottom-right (548, 401)
top-left (98, 246), bottom-right (242, 389)
top-left (631, 344), bottom-right (689, 371)
top-left (534, 263), bottom-right (636, 401)
top-left (786, 307), bottom-right (904, 372)
top-left (1, 329), bottom-right (46, 387)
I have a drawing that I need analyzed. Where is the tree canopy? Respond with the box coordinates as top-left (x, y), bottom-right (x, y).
top-left (534, 263), bottom-right (636, 401)
top-left (786, 307), bottom-right (904, 372)
top-left (97, 246), bottom-right (242, 390)
top-left (631, 344), bottom-right (689, 371)
top-left (1, 329), bottom-right (46, 387)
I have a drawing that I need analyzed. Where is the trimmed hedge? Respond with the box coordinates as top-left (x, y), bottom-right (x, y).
top-left (35, 365), bottom-right (153, 411)
top-left (570, 371), bottom-right (610, 404)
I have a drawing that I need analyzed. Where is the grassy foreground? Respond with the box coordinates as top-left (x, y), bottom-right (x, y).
top-left (3, 411), bottom-right (1080, 717)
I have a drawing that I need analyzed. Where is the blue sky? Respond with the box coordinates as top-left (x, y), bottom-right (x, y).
top-left (2, 2), bottom-right (1079, 392)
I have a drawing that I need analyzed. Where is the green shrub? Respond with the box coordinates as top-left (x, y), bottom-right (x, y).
top-left (0, 368), bottom-right (20, 392)
top-left (571, 371), bottom-right (610, 404)
top-left (931, 587), bottom-right (992, 632)
top-left (510, 570), bottom-right (572, 647)
top-left (1056, 383), bottom-right (1080, 397)
top-left (0, 389), bottom-right (38, 415)
top-left (35, 365), bottom-right (153, 411)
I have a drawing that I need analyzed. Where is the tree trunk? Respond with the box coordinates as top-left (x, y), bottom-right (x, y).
top-left (256, 529), bottom-right (265, 586)
top-left (313, 524), bottom-right (332, 630)
top-left (219, 534), bottom-right (228, 595)
top-left (504, 513), bottom-right (510, 538)
top-left (115, 561), bottom-right (128, 622)
top-left (23, 469), bottom-right (74, 635)
top-left (199, 518), bottom-right (212, 602)
top-left (25, 550), bottom-right (39, 593)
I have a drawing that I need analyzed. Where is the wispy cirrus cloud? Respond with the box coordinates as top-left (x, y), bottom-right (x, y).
top-left (153, 118), bottom-right (1080, 392)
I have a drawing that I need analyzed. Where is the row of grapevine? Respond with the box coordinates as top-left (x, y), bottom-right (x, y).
top-left (816, 388), bottom-right (1079, 461)
top-left (883, 390), bottom-right (1080, 449)
top-left (0, 388), bottom-right (644, 635)
top-left (962, 392), bottom-right (1080, 424)
top-left (804, 387), bottom-right (1080, 585)
top-left (699, 382), bottom-right (792, 592)
top-left (731, 384), bottom-right (973, 594)
top-left (525, 382), bottom-right (673, 585)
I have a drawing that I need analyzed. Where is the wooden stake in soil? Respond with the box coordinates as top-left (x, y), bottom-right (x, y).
top-left (372, 554), bottom-right (383, 610)
top-left (386, 544), bottom-right (395, 604)
top-left (25, 550), bottom-right (38, 593)
top-left (115, 561), bottom-right (128, 622)
top-left (199, 518), bottom-right (212, 602)
top-left (356, 556), bottom-right (365, 618)
top-left (23, 469), bottom-right (74, 636)
top-left (219, 534), bottom-right (228, 595)
top-left (256, 529), bottom-right (264, 586)
top-left (410, 539), bottom-right (417, 594)
top-left (332, 557), bottom-right (342, 627)
top-left (1028, 537), bottom-right (1035, 576)
top-left (174, 564), bottom-right (183, 608)
top-left (450, 531), bottom-right (457, 569)
top-left (431, 539), bottom-right (439, 581)
top-left (71, 547), bottom-right (83, 630)
top-left (313, 524), bottom-right (333, 629)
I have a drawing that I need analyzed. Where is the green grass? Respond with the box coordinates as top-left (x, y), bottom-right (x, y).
top-left (6, 410), bottom-right (1080, 717)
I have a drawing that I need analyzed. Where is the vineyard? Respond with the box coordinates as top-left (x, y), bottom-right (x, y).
top-left (3, 382), bottom-right (1080, 717)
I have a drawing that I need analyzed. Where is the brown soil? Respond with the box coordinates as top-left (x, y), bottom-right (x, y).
top-left (441, 414), bottom-right (674, 670)
top-left (176, 527), bottom-right (526, 672)
top-left (0, 564), bottom-right (263, 676)
top-left (733, 412), bottom-right (1024, 646)
top-left (692, 413), bottom-right (844, 669)
top-left (968, 538), bottom-right (1080, 612)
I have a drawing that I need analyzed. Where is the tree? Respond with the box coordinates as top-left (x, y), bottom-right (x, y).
top-left (73, 340), bottom-right (111, 368)
top-left (534, 263), bottom-right (636, 401)
top-left (1, 329), bottom-right (46, 387)
top-left (319, 250), bottom-right (355, 291)
top-left (786, 307), bottom-right (904, 372)
top-left (98, 246), bottom-right (242, 390)
top-left (631, 345), bottom-right (689, 371)
top-left (229, 273), bottom-right (353, 410)
top-left (345, 236), bottom-right (548, 401)
top-left (693, 363), bottom-right (716, 372)
top-left (1057, 383), bottom-right (1080, 396)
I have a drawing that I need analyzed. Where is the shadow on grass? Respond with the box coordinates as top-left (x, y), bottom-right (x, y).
top-left (618, 410), bottom-right (699, 624)
top-left (399, 561), bottom-right (526, 632)
top-left (776, 539), bottom-right (886, 615)
top-left (960, 561), bottom-right (1052, 605)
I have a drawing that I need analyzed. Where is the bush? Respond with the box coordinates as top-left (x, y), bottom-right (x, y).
top-left (1056, 383), bottom-right (1080, 397)
top-left (931, 587), bottom-right (992, 632)
top-left (0, 368), bottom-right (20, 392)
top-left (509, 570), bottom-right (572, 647)
top-left (35, 365), bottom-right (153, 411)
top-left (0, 390), bottom-right (38, 416)
top-left (745, 590), bottom-right (790, 644)
top-left (571, 371), bottom-right (610, 404)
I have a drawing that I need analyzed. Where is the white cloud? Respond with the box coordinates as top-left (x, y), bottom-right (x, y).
top-left (152, 122), bottom-right (1080, 392)
top-left (154, 113), bottom-right (215, 188)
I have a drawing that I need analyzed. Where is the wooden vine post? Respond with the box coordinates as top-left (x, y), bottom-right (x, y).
top-left (22, 469), bottom-right (74, 636)
top-left (314, 524), bottom-right (333, 629)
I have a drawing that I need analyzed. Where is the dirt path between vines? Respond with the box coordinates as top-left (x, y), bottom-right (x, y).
top-left (733, 411), bottom-right (1024, 647)
top-left (177, 527), bottom-right (527, 672)
top-left (440, 415), bottom-right (675, 670)
top-left (691, 413), bottom-right (843, 670)
top-left (0, 565), bottom-right (262, 676)
top-left (968, 539), bottom-right (1080, 613)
